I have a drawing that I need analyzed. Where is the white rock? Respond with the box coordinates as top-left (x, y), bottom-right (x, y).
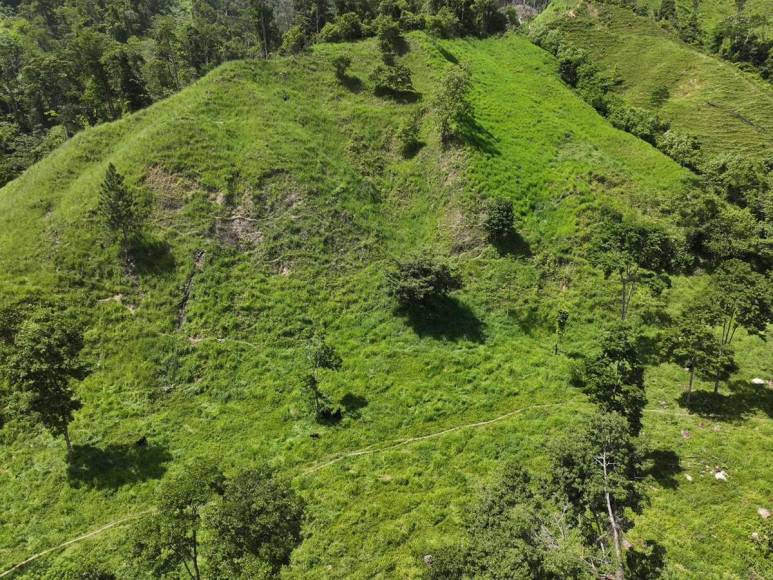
top-left (758, 507), bottom-right (771, 519)
top-left (751, 378), bottom-right (767, 386)
top-left (714, 470), bottom-right (728, 481)
top-left (685, 474), bottom-right (693, 482)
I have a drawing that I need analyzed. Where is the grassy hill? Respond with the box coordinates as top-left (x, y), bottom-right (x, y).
top-left (534, 0), bottom-right (773, 160)
top-left (640, 0), bottom-right (771, 34)
top-left (0, 32), bottom-right (770, 578)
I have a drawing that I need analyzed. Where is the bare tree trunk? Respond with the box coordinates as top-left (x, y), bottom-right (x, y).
top-left (602, 452), bottom-right (625, 580)
top-left (63, 427), bottom-right (74, 464)
top-left (191, 530), bottom-right (201, 580)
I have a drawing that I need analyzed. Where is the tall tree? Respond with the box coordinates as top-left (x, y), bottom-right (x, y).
top-left (131, 463), bottom-right (225, 580)
top-left (664, 311), bottom-right (736, 400)
top-left (97, 162), bottom-right (143, 253)
top-left (590, 212), bottom-right (683, 321)
top-left (302, 335), bottom-right (342, 421)
top-left (576, 324), bottom-right (646, 435)
top-left (435, 63), bottom-right (472, 144)
top-left (551, 412), bottom-right (644, 580)
top-left (2, 309), bottom-right (86, 463)
top-left (207, 467), bottom-right (305, 577)
top-left (701, 259), bottom-right (771, 391)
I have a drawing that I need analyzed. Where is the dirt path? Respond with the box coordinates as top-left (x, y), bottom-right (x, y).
top-left (2, 402), bottom-right (708, 575)
top-left (0, 510), bottom-right (154, 578)
top-left (0, 401), bottom-right (567, 576)
top-left (300, 402), bottom-right (566, 475)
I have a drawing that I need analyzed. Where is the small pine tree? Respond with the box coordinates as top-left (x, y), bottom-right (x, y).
top-left (97, 163), bottom-right (142, 252)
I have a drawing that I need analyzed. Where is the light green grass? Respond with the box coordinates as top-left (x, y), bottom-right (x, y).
top-left (535, 0), bottom-right (773, 160)
top-left (0, 32), bottom-right (770, 578)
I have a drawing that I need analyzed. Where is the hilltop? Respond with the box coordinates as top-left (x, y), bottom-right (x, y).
top-left (0, 31), bottom-right (771, 578)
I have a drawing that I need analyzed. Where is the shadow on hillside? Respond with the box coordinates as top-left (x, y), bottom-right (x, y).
top-left (340, 74), bottom-right (363, 93)
top-left (458, 116), bottom-right (500, 156)
top-left (402, 297), bottom-right (485, 343)
top-left (626, 539), bottom-right (666, 579)
top-left (492, 230), bottom-right (532, 257)
top-left (68, 442), bottom-right (172, 490)
top-left (341, 393), bottom-right (368, 418)
top-left (130, 236), bottom-right (176, 275)
top-left (645, 449), bottom-right (682, 490)
top-left (677, 380), bottom-right (773, 422)
top-left (436, 45), bottom-right (459, 64)
top-left (375, 87), bottom-right (422, 104)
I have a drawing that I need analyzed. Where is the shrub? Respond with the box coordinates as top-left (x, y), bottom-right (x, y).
top-left (425, 7), bottom-right (460, 38)
top-left (332, 55), bottom-right (352, 79)
top-left (397, 109), bottom-right (422, 157)
top-left (336, 12), bottom-right (364, 40)
top-left (374, 15), bottom-right (403, 55)
top-left (650, 84), bottom-right (670, 107)
top-left (370, 62), bottom-right (414, 95)
top-left (657, 130), bottom-right (702, 171)
top-left (607, 103), bottom-right (669, 145)
top-left (280, 25), bottom-right (306, 55)
top-left (386, 256), bottom-right (461, 309)
top-left (484, 198), bottom-right (514, 241)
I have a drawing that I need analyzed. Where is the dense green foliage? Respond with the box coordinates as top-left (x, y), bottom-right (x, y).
top-left (0, 26), bottom-right (770, 578)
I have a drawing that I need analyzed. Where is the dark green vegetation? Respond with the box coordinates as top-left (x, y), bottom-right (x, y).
top-left (534, 0), bottom-right (773, 160)
top-left (0, 13), bottom-right (771, 580)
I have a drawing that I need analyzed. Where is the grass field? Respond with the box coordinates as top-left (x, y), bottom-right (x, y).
top-left (534, 0), bottom-right (773, 161)
top-left (640, 0), bottom-right (772, 35)
top-left (0, 32), bottom-right (770, 578)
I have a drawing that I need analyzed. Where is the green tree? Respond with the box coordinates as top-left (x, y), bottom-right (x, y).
top-left (483, 198), bottom-right (514, 242)
top-left (590, 213), bottom-right (683, 321)
top-left (207, 467), bottom-right (305, 577)
top-left (97, 163), bottom-right (143, 253)
top-left (657, 0), bottom-right (677, 22)
top-left (664, 312), bottom-right (735, 400)
top-left (551, 412), bottom-right (644, 580)
top-left (2, 309), bottom-right (86, 463)
top-left (386, 255), bottom-right (461, 310)
top-left (332, 54), bottom-right (351, 80)
top-left (131, 463), bottom-right (225, 580)
top-left (576, 324), bottom-right (646, 435)
top-left (302, 336), bottom-right (342, 421)
top-left (701, 259), bottom-right (771, 391)
top-left (435, 64), bottom-right (472, 143)
top-left (554, 308), bottom-right (569, 355)
top-left (249, 0), bottom-right (280, 59)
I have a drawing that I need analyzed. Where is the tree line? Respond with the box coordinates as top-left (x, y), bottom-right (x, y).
top-left (0, 0), bottom-right (519, 187)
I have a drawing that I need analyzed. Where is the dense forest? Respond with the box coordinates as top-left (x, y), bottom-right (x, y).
top-left (0, 0), bottom-right (771, 578)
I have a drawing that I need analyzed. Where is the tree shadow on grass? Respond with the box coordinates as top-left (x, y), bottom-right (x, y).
top-left (491, 230), bottom-right (532, 257)
top-left (625, 540), bottom-right (666, 579)
top-left (68, 442), bottom-right (172, 490)
top-left (436, 45), bottom-right (459, 64)
top-left (130, 236), bottom-right (176, 275)
top-left (458, 115), bottom-right (500, 156)
top-left (375, 87), bottom-right (422, 103)
top-left (677, 380), bottom-right (773, 423)
top-left (402, 297), bottom-right (485, 343)
top-left (644, 449), bottom-right (682, 490)
top-left (340, 393), bottom-right (368, 418)
top-left (339, 74), bottom-right (363, 93)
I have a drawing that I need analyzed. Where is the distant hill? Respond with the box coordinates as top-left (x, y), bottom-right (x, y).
top-left (534, 0), bottom-right (773, 160)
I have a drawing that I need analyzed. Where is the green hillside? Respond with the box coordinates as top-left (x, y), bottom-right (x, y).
top-left (641, 0), bottom-right (771, 34)
top-left (534, 0), bottom-right (773, 160)
top-left (0, 32), bottom-right (771, 578)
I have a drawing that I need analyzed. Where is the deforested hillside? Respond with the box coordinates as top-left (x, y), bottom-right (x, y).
top-left (533, 0), bottom-right (773, 160)
top-left (0, 30), bottom-right (771, 579)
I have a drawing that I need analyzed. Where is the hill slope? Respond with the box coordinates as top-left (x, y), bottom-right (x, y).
top-left (0, 33), bottom-right (770, 578)
top-left (534, 0), bottom-right (773, 160)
